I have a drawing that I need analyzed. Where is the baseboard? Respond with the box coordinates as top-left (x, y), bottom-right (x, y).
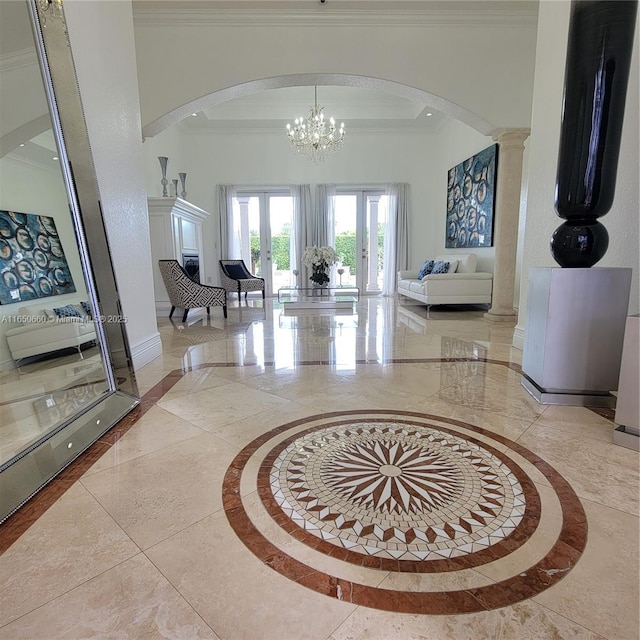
top-left (130, 331), bottom-right (163, 370)
top-left (512, 324), bottom-right (525, 351)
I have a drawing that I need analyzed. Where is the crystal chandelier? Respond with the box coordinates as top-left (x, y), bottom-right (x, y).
top-left (286, 87), bottom-right (345, 163)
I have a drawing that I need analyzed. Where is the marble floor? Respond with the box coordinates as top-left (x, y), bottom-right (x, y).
top-left (0, 296), bottom-right (638, 640)
top-left (0, 346), bottom-right (108, 464)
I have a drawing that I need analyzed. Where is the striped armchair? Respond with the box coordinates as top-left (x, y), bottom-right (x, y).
top-left (159, 260), bottom-right (227, 322)
top-left (219, 260), bottom-right (265, 304)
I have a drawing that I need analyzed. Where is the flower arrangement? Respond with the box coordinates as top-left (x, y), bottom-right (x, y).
top-left (302, 245), bottom-right (338, 286)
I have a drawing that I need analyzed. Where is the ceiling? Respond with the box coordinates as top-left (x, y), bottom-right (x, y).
top-left (178, 85), bottom-right (448, 133)
top-left (1, 0), bottom-right (539, 157)
top-left (134, 0), bottom-right (538, 135)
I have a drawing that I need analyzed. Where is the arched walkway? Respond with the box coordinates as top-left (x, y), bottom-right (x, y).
top-left (141, 73), bottom-right (496, 139)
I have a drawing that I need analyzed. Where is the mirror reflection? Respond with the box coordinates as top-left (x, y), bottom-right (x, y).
top-left (0, 0), bottom-right (109, 468)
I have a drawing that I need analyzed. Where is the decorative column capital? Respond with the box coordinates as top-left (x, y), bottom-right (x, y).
top-left (491, 128), bottom-right (530, 148)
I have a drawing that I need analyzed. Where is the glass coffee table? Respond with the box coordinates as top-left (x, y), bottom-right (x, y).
top-left (278, 286), bottom-right (360, 311)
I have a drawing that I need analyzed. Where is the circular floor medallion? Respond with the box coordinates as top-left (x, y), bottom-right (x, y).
top-left (262, 420), bottom-right (537, 570)
top-left (223, 410), bottom-right (588, 614)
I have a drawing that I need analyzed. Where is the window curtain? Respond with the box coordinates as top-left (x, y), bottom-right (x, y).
top-left (314, 184), bottom-right (336, 247)
top-left (290, 184), bottom-right (312, 283)
top-left (315, 184), bottom-right (338, 282)
top-left (383, 183), bottom-right (410, 296)
top-left (217, 185), bottom-right (237, 259)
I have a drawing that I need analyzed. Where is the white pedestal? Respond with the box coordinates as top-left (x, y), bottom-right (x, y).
top-left (614, 315), bottom-right (640, 450)
top-left (521, 267), bottom-right (632, 406)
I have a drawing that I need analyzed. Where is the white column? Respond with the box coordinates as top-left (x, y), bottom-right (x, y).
top-left (237, 196), bottom-right (251, 264)
top-left (367, 195), bottom-right (381, 292)
top-left (485, 128), bottom-right (530, 323)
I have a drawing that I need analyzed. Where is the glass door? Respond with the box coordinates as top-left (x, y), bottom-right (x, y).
top-left (334, 190), bottom-right (389, 293)
top-left (233, 191), bottom-right (294, 296)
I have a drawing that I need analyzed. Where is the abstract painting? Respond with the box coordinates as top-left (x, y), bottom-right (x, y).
top-left (446, 144), bottom-right (498, 248)
top-left (0, 210), bottom-right (76, 304)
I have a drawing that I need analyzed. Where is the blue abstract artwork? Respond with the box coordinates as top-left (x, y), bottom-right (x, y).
top-left (446, 144), bottom-right (498, 248)
top-left (0, 210), bottom-right (76, 304)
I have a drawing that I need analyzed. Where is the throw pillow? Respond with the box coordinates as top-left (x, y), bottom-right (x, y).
top-left (418, 259), bottom-right (435, 279)
top-left (446, 259), bottom-right (459, 274)
top-left (225, 264), bottom-right (249, 280)
top-left (431, 260), bottom-right (451, 274)
top-left (53, 304), bottom-right (82, 319)
top-left (80, 301), bottom-right (92, 317)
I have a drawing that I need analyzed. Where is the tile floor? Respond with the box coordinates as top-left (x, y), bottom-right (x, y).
top-left (0, 297), bottom-right (638, 640)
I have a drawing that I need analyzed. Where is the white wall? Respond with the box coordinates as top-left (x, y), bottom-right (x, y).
top-left (141, 120), bottom-right (499, 290)
top-left (133, 8), bottom-right (537, 133)
top-left (0, 157), bottom-right (87, 369)
top-left (63, 0), bottom-right (161, 369)
top-left (514, 1), bottom-right (640, 347)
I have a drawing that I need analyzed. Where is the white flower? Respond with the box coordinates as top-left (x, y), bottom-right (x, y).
top-left (303, 245), bottom-right (338, 268)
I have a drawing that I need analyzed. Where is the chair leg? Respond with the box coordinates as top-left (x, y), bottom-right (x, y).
top-left (245, 291), bottom-right (248, 300)
top-left (206, 307), bottom-right (210, 316)
top-left (223, 304), bottom-right (227, 318)
top-left (169, 306), bottom-right (175, 318)
top-left (262, 289), bottom-right (265, 299)
top-left (238, 284), bottom-right (242, 304)
top-left (182, 309), bottom-right (188, 322)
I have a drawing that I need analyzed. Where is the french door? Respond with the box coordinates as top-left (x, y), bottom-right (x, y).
top-left (333, 190), bottom-right (389, 293)
top-left (232, 191), bottom-right (294, 296)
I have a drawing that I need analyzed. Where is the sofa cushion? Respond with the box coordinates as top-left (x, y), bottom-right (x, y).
top-left (417, 259), bottom-right (435, 279)
top-left (455, 254), bottom-right (477, 273)
top-left (16, 306), bottom-right (51, 323)
top-left (53, 304), bottom-right (82, 319)
top-left (445, 259), bottom-right (459, 273)
top-left (434, 254), bottom-right (477, 273)
top-left (431, 260), bottom-right (452, 274)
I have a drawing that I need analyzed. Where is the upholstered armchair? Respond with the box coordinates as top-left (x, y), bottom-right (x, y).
top-left (219, 259), bottom-right (265, 304)
top-left (158, 260), bottom-right (227, 322)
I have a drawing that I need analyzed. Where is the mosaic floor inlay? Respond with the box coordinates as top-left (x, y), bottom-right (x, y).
top-left (223, 409), bottom-right (588, 614)
top-left (267, 421), bottom-right (532, 565)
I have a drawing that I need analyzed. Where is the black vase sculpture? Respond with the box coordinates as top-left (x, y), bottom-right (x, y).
top-left (551, 0), bottom-right (638, 268)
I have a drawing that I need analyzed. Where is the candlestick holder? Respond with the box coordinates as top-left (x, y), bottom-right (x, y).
top-left (179, 172), bottom-right (187, 199)
top-left (158, 156), bottom-right (169, 197)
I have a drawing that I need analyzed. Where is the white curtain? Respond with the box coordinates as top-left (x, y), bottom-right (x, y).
top-left (315, 184), bottom-right (338, 282)
top-left (383, 183), bottom-right (410, 295)
top-left (217, 185), bottom-right (237, 258)
top-left (314, 184), bottom-right (336, 247)
top-left (291, 184), bottom-right (312, 283)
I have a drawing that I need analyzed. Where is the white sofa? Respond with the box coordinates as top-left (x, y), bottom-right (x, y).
top-left (397, 253), bottom-right (493, 306)
top-left (5, 303), bottom-right (96, 363)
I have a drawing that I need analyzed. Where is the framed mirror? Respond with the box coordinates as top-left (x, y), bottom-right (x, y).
top-left (0, 0), bottom-right (139, 522)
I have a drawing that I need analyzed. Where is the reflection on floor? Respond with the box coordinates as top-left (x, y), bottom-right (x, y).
top-left (0, 297), bottom-right (638, 640)
top-left (0, 346), bottom-right (108, 465)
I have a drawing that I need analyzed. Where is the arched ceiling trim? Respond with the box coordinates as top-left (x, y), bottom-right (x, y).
top-left (141, 73), bottom-right (496, 140)
top-left (0, 114), bottom-right (50, 159)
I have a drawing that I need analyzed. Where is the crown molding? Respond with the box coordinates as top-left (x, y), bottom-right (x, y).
top-left (133, 1), bottom-right (538, 28)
